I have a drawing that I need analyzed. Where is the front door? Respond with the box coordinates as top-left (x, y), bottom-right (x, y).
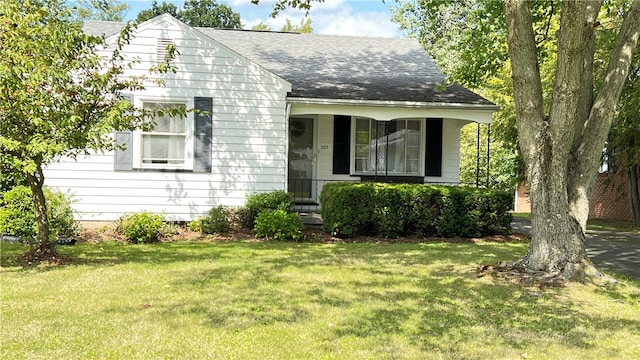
top-left (288, 117), bottom-right (314, 202)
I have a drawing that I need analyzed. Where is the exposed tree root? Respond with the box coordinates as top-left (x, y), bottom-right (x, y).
top-left (20, 244), bottom-right (69, 266)
top-left (475, 258), bottom-right (617, 288)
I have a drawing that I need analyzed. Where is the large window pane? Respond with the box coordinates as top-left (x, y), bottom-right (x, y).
top-left (142, 135), bottom-right (185, 164)
top-left (355, 118), bottom-right (370, 172)
top-left (387, 120), bottom-right (405, 173)
top-left (142, 102), bottom-right (187, 166)
top-left (354, 118), bottom-right (422, 175)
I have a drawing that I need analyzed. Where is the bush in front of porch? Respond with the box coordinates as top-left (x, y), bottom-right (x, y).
top-left (320, 183), bottom-right (513, 238)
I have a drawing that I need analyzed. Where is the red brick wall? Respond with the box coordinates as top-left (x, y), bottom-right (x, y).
top-left (589, 170), bottom-right (636, 222)
top-left (515, 172), bottom-right (639, 222)
top-left (514, 181), bottom-right (531, 213)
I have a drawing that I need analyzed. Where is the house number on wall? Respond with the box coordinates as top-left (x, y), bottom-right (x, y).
top-left (320, 144), bottom-right (329, 150)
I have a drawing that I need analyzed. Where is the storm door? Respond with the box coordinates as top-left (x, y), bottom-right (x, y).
top-left (288, 117), bottom-right (315, 201)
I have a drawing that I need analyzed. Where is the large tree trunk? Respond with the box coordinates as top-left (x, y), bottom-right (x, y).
top-left (504, 0), bottom-right (640, 280)
top-left (25, 165), bottom-right (58, 262)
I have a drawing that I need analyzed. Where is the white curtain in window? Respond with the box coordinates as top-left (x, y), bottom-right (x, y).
top-left (142, 134), bottom-right (185, 164)
top-left (356, 119), bottom-right (421, 175)
top-left (142, 103), bottom-right (186, 165)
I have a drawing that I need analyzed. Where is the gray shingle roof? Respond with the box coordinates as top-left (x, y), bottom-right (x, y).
top-left (82, 20), bottom-right (126, 38)
top-left (83, 20), bottom-right (493, 105)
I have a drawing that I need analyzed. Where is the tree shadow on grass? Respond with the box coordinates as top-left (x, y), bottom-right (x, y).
top-left (174, 243), bottom-right (638, 357)
top-left (7, 239), bottom-right (638, 357)
top-left (329, 266), bottom-right (640, 356)
top-left (1, 241), bottom-right (248, 271)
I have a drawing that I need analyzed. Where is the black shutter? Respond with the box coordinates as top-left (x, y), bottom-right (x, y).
top-left (333, 115), bottom-right (351, 174)
top-left (194, 97), bottom-right (213, 173)
top-left (425, 118), bottom-right (443, 177)
top-left (114, 94), bottom-right (134, 171)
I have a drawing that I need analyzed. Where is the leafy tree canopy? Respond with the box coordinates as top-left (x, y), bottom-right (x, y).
top-left (252, 17), bottom-right (313, 33)
top-left (136, 0), bottom-right (242, 29)
top-left (73, 0), bottom-right (129, 21)
top-left (135, 0), bottom-right (179, 21)
top-left (0, 0), bottom-right (184, 261)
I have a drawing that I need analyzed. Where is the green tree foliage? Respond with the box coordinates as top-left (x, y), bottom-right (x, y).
top-left (594, 2), bottom-right (640, 226)
top-left (181, 0), bottom-right (241, 28)
top-left (251, 18), bottom-right (313, 33)
top-left (393, 1), bottom-right (640, 197)
top-left (135, 0), bottom-right (179, 22)
top-left (251, 0), bottom-right (320, 18)
top-left (391, 0), bottom-right (564, 193)
top-left (251, 21), bottom-right (270, 31)
top-left (280, 18), bottom-right (313, 33)
top-left (74, 0), bottom-right (129, 21)
top-left (0, 0), bottom-right (183, 262)
top-left (458, 123), bottom-right (519, 192)
top-left (136, 0), bottom-right (242, 29)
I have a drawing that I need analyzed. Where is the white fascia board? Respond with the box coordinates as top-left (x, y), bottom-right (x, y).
top-left (288, 98), bottom-right (499, 124)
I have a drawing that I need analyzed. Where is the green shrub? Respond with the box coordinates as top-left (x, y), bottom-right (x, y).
top-left (0, 185), bottom-right (79, 240)
top-left (434, 186), bottom-right (479, 238)
top-left (475, 189), bottom-right (514, 234)
top-left (201, 206), bottom-right (231, 234)
top-left (406, 186), bottom-right (441, 236)
top-left (320, 182), bottom-right (377, 237)
top-left (320, 182), bottom-right (513, 238)
top-left (254, 206), bottom-right (303, 241)
top-left (119, 211), bottom-right (165, 244)
top-left (47, 189), bottom-right (80, 238)
top-left (374, 184), bottom-right (413, 238)
top-left (1, 172), bottom-right (27, 194)
top-left (237, 191), bottom-right (293, 229)
top-left (188, 218), bottom-right (203, 232)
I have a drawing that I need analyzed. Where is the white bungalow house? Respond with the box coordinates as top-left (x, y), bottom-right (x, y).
top-left (43, 14), bottom-right (498, 221)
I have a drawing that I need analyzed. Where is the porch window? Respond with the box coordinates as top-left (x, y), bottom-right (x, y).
top-left (141, 102), bottom-right (188, 166)
top-left (354, 118), bottom-right (421, 175)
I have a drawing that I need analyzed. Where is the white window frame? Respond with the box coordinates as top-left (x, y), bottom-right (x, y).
top-left (350, 117), bottom-right (425, 176)
top-left (133, 98), bottom-right (194, 170)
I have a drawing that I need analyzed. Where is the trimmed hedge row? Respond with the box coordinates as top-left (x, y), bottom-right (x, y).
top-left (320, 183), bottom-right (513, 238)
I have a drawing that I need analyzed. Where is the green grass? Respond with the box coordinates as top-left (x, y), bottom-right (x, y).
top-left (2, 240), bottom-right (639, 359)
top-left (511, 212), bottom-right (532, 219)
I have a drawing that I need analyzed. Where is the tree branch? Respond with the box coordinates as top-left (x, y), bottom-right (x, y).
top-left (547, 1), bottom-right (587, 157)
top-left (576, 1), bottom-right (640, 186)
top-left (503, 0), bottom-right (545, 174)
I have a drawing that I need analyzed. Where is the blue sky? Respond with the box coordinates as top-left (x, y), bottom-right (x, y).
top-left (119, 0), bottom-right (400, 37)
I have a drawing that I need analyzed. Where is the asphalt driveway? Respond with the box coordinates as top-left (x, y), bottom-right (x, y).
top-left (512, 218), bottom-right (640, 279)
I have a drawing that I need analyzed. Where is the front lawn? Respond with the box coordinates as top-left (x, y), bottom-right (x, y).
top-left (1, 240), bottom-right (639, 359)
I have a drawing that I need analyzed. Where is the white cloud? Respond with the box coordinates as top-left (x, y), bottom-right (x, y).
top-left (237, 0), bottom-right (399, 37)
top-left (314, 10), bottom-right (398, 37)
top-left (122, 0), bottom-right (399, 37)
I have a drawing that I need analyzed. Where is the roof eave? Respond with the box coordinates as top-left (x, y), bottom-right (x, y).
top-left (286, 97), bottom-right (500, 111)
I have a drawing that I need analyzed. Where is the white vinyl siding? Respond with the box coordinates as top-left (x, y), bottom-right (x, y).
top-left (43, 16), bottom-right (291, 221)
